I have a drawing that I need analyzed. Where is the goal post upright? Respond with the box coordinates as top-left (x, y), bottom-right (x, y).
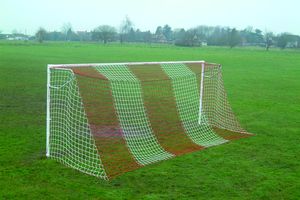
top-left (46, 64), bottom-right (50, 157)
top-left (198, 61), bottom-right (205, 124)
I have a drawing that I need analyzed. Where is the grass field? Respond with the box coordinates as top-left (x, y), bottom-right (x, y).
top-left (0, 41), bottom-right (300, 199)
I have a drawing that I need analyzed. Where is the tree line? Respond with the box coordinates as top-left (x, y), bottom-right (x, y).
top-left (33, 17), bottom-right (300, 50)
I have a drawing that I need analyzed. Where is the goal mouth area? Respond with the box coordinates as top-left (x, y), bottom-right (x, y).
top-left (46, 60), bottom-right (252, 180)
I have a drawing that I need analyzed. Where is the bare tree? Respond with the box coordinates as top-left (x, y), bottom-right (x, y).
top-left (61, 22), bottom-right (73, 41)
top-left (92, 25), bottom-right (117, 44)
top-left (35, 27), bottom-right (47, 43)
top-left (264, 31), bottom-right (274, 51)
top-left (120, 16), bottom-right (133, 43)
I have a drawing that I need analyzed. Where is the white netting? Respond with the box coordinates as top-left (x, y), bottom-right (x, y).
top-left (161, 63), bottom-right (227, 146)
top-left (48, 68), bottom-right (107, 179)
top-left (203, 65), bottom-right (247, 133)
top-left (95, 65), bottom-right (173, 165)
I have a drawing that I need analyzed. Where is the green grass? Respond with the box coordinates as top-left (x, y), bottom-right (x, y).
top-left (0, 41), bottom-right (300, 199)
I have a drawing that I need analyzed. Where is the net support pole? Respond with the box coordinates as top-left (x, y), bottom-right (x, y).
top-left (46, 65), bottom-right (50, 157)
top-left (198, 62), bottom-right (205, 124)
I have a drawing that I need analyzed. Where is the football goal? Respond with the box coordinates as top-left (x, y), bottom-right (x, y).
top-left (46, 61), bottom-right (252, 180)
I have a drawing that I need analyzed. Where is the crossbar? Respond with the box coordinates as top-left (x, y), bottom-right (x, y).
top-left (48, 61), bottom-right (209, 68)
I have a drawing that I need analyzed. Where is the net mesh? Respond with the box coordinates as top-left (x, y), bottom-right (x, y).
top-left (48, 69), bottom-right (107, 179)
top-left (161, 63), bottom-right (227, 147)
top-left (95, 65), bottom-right (174, 165)
top-left (48, 62), bottom-right (251, 180)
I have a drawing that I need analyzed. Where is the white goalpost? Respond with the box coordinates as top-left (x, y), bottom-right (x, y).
top-left (46, 60), bottom-right (251, 180)
top-left (198, 62), bottom-right (205, 125)
top-left (46, 65), bottom-right (50, 157)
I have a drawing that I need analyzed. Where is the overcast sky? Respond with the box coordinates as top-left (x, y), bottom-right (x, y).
top-left (1, 0), bottom-right (300, 35)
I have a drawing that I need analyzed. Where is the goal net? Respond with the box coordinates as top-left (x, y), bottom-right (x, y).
top-left (46, 61), bottom-right (251, 180)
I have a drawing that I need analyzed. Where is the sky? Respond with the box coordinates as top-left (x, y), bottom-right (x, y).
top-left (1, 0), bottom-right (300, 35)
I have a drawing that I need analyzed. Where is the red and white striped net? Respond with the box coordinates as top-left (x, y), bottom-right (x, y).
top-left (47, 62), bottom-right (251, 180)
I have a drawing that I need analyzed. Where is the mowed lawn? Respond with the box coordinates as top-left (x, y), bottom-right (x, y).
top-left (0, 42), bottom-right (299, 199)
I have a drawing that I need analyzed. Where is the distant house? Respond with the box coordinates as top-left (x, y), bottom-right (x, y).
top-left (286, 40), bottom-right (298, 48)
top-left (6, 33), bottom-right (29, 41)
top-left (285, 34), bottom-right (299, 48)
top-left (154, 33), bottom-right (167, 43)
top-left (201, 41), bottom-right (207, 46)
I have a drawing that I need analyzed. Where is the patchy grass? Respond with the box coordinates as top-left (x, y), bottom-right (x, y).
top-left (0, 41), bottom-right (300, 199)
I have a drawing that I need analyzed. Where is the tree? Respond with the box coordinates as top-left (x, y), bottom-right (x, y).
top-left (264, 31), bottom-right (274, 50)
top-left (92, 25), bottom-right (117, 44)
top-left (127, 28), bottom-right (136, 42)
top-left (206, 26), bottom-right (230, 46)
top-left (134, 29), bottom-right (142, 42)
top-left (173, 28), bottom-right (200, 46)
top-left (61, 23), bottom-right (73, 41)
top-left (277, 33), bottom-right (293, 49)
top-left (155, 26), bottom-right (162, 35)
top-left (143, 30), bottom-right (152, 44)
top-left (162, 24), bottom-right (172, 41)
top-left (35, 27), bottom-right (47, 43)
top-left (228, 28), bottom-right (241, 48)
top-left (194, 26), bottom-right (208, 43)
top-left (185, 28), bottom-right (200, 46)
top-left (120, 16), bottom-right (133, 43)
top-left (66, 28), bottom-right (73, 41)
top-left (77, 31), bottom-right (92, 41)
top-left (155, 26), bottom-right (166, 42)
top-left (45, 31), bottom-right (65, 41)
top-left (174, 28), bottom-right (187, 46)
top-left (254, 29), bottom-right (264, 43)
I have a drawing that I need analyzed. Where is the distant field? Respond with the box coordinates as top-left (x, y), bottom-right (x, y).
top-left (0, 41), bottom-right (300, 199)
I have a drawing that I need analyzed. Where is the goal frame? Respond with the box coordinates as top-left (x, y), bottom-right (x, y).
top-left (46, 60), bottom-right (215, 157)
